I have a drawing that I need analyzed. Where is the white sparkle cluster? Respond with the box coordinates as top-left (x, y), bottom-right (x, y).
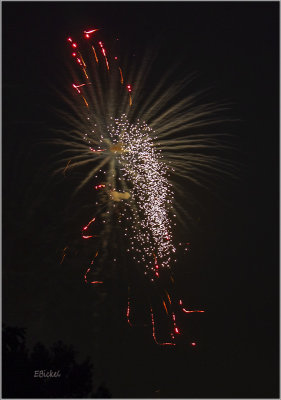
top-left (108, 114), bottom-right (176, 276)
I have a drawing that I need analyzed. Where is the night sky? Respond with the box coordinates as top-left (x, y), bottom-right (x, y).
top-left (3, 1), bottom-right (279, 398)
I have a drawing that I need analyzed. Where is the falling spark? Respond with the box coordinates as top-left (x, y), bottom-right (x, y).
top-left (94, 184), bottom-right (106, 190)
top-left (84, 268), bottom-right (91, 283)
top-left (82, 217), bottom-right (96, 239)
top-left (82, 95), bottom-right (89, 107)
top-left (179, 299), bottom-right (205, 313)
top-left (162, 300), bottom-right (168, 315)
top-left (90, 147), bottom-right (105, 153)
top-left (79, 54), bottom-right (87, 67)
top-left (165, 291), bottom-right (172, 304)
top-left (60, 246), bottom-right (68, 264)
top-left (150, 307), bottom-right (176, 346)
top-left (84, 28), bottom-right (99, 35)
top-left (119, 67), bottom-right (124, 84)
top-left (99, 41), bottom-right (109, 70)
top-left (92, 45), bottom-right (99, 63)
top-left (127, 298), bottom-right (132, 327)
top-left (82, 67), bottom-right (89, 80)
top-left (84, 251), bottom-right (101, 284)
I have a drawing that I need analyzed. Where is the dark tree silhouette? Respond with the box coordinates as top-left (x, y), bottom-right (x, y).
top-left (2, 324), bottom-right (111, 398)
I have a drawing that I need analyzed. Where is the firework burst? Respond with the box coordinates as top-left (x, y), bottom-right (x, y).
top-left (54, 28), bottom-right (235, 345)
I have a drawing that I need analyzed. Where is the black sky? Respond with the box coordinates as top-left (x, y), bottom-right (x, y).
top-left (2, 2), bottom-right (279, 398)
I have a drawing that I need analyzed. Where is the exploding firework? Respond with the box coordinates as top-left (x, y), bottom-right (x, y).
top-left (54, 28), bottom-right (234, 346)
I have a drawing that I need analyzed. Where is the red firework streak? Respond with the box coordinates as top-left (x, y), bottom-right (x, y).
top-left (148, 279), bottom-right (205, 345)
top-left (127, 84), bottom-right (132, 106)
top-left (172, 312), bottom-right (180, 335)
top-left (84, 29), bottom-right (99, 39)
top-left (150, 307), bottom-right (176, 346)
top-left (67, 36), bottom-right (88, 80)
top-left (82, 217), bottom-right (97, 239)
top-left (153, 254), bottom-right (160, 278)
top-left (179, 299), bottom-right (205, 314)
top-left (149, 299), bottom-right (204, 346)
top-left (98, 41), bottom-right (109, 70)
top-left (94, 184), bottom-right (106, 190)
top-left (126, 298), bottom-right (132, 327)
top-left (90, 147), bottom-right (106, 153)
top-left (84, 251), bottom-right (103, 285)
top-left (72, 83), bottom-right (88, 94)
top-left (67, 28), bottom-right (132, 108)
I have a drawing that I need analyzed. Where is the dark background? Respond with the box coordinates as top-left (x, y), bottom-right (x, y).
top-left (2, 1), bottom-right (279, 398)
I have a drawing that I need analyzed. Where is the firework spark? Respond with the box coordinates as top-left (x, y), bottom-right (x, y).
top-left (107, 115), bottom-right (176, 276)
top-left (54, 28), bottom-right (235, 345)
